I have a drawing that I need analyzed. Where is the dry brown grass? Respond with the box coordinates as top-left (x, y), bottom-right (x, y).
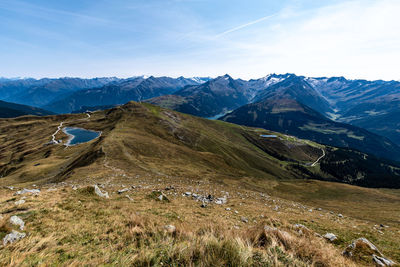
top-left (0, 183), bottom-right (366, 267)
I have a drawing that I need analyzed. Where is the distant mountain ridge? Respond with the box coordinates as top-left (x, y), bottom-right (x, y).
top-left (43, 76), bottom-right (206, 113)
top-left (2, 73), bottom-right (400, 160)
top-left (0, 77), bottom-right (120, 107)
top-left (0, 99), bottom-right (53, 118)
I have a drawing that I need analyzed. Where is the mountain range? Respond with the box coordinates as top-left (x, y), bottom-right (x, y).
top-left (1, 74), bottom-right (400, 162)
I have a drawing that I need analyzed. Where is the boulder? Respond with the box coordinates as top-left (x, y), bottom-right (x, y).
top-left (323, 233), bottom-right (337, 242)
top-left (373, 255), bottom-right (395, 266)
top-left (343, 238), bottom-right (396, 266)
top-left (3, 230), bottom-right (26, 246)
top-left (94, 185), bottom-right (109, 198)
top-left (10, 216), bottom-right (25, 230)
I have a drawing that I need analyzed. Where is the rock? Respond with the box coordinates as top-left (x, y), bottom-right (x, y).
top-left (338, 213), bottom-right (344, 218)
top-left (215, 196), bottom-right (227, 205)
top-left (126, 195), bottom-right (133, 201)
top-left (148, 191), bottom-right (169, 202)
top-left (241, 217), bottom-right (248, 223)
top-left (94, 185), bottom-right (109, 198)
top-left (225, 207), bottom-right (231, 211)
top-left (158, 193), bottom-right (166, 201)
top-left (14, 200), bottom-right (25, 205)
top-left (323, 233), bottom-right (337, 242)
top-left (6, 186), bottom-right (14, 190)
top-left (164, 225), bottom-right (176, 233)
top-left (15, 188), bottom-right (40, 195)
top-left (200, 202), bottom-right (207, 208)
top-left (3, 230), bottom-right (26, 246)
top-left (10, 216), bottom-right (25, 230)
top-left (264, 225), bottom-right (278, 231)
top-left (343, 238), bottom-right (395, 266)
top-left (373, 254), bottom-right (396, 266)
top-left (117, 188), bottom-right (129, 194)
top-left (234, 210), bottom-right (239, 214)
top-left (184, 192), bottom-right (192, 196)
top-left (293, 224), bottom-right (306, 229)
top-left (293, 224), bottom-right (309, 235)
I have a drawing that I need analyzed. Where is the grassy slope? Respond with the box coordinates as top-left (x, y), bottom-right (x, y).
top-left (0, 102), bottom-right (399, 265)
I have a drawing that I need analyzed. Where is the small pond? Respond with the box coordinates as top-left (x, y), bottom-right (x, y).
top-left (63, 127), bottom-right (101, 146)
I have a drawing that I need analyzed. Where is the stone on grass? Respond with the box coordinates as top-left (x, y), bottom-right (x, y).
top-left (164, 225), bottom-right (176, 233)
top-left (10, 216), bottom-right (25, 230)
top-left (215, 196), bottom-right (227, 205)
top-left (15, 188), bottom-right (40, 195)
top-left (323, 233), bottom-right (337, 242)
top-left (14, 200), bottom-right (25, 205)
top-left (3, 230), bottom-right (26, 246)
top-left (241, 217), bottom-right (248, 223)
top-left (94, 185), bottom-right (109, 198)
top-left (373, 255), bottom-right (395, 266)
top-left (117, 188), bottom-right (129, 194)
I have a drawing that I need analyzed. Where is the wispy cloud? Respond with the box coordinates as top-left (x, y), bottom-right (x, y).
top-left (215, 14), bottom-right (277, 38)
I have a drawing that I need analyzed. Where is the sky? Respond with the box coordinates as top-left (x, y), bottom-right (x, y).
top-left (0, 0), bottom-right (399, 80)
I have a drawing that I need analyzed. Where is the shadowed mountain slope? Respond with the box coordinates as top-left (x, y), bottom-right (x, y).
top-left (220, 98), bottom-right (400, 162)
top-left (0, 100), bottom-right (53, 118)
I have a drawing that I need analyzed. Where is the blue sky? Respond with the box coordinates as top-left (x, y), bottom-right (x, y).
top-left (0, 0), bottom-right (399, 80)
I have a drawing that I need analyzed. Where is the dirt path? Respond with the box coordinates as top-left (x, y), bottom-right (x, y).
top-left (311, 148), bottom-right (325, 167)
top-left (51, 122), bottom-right (64, 143)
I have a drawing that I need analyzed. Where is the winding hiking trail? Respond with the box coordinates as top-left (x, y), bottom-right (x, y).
top-left (311, 148), bottom-right (326, 167)
top-left (51, 122), bottom-right (64, 143)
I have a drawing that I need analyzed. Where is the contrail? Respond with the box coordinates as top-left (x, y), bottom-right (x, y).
top-left (215, 14), bottom-right (276, 38)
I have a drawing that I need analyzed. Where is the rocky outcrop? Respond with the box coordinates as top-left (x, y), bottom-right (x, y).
top-left (343, 238), bottom-right (395, 266)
